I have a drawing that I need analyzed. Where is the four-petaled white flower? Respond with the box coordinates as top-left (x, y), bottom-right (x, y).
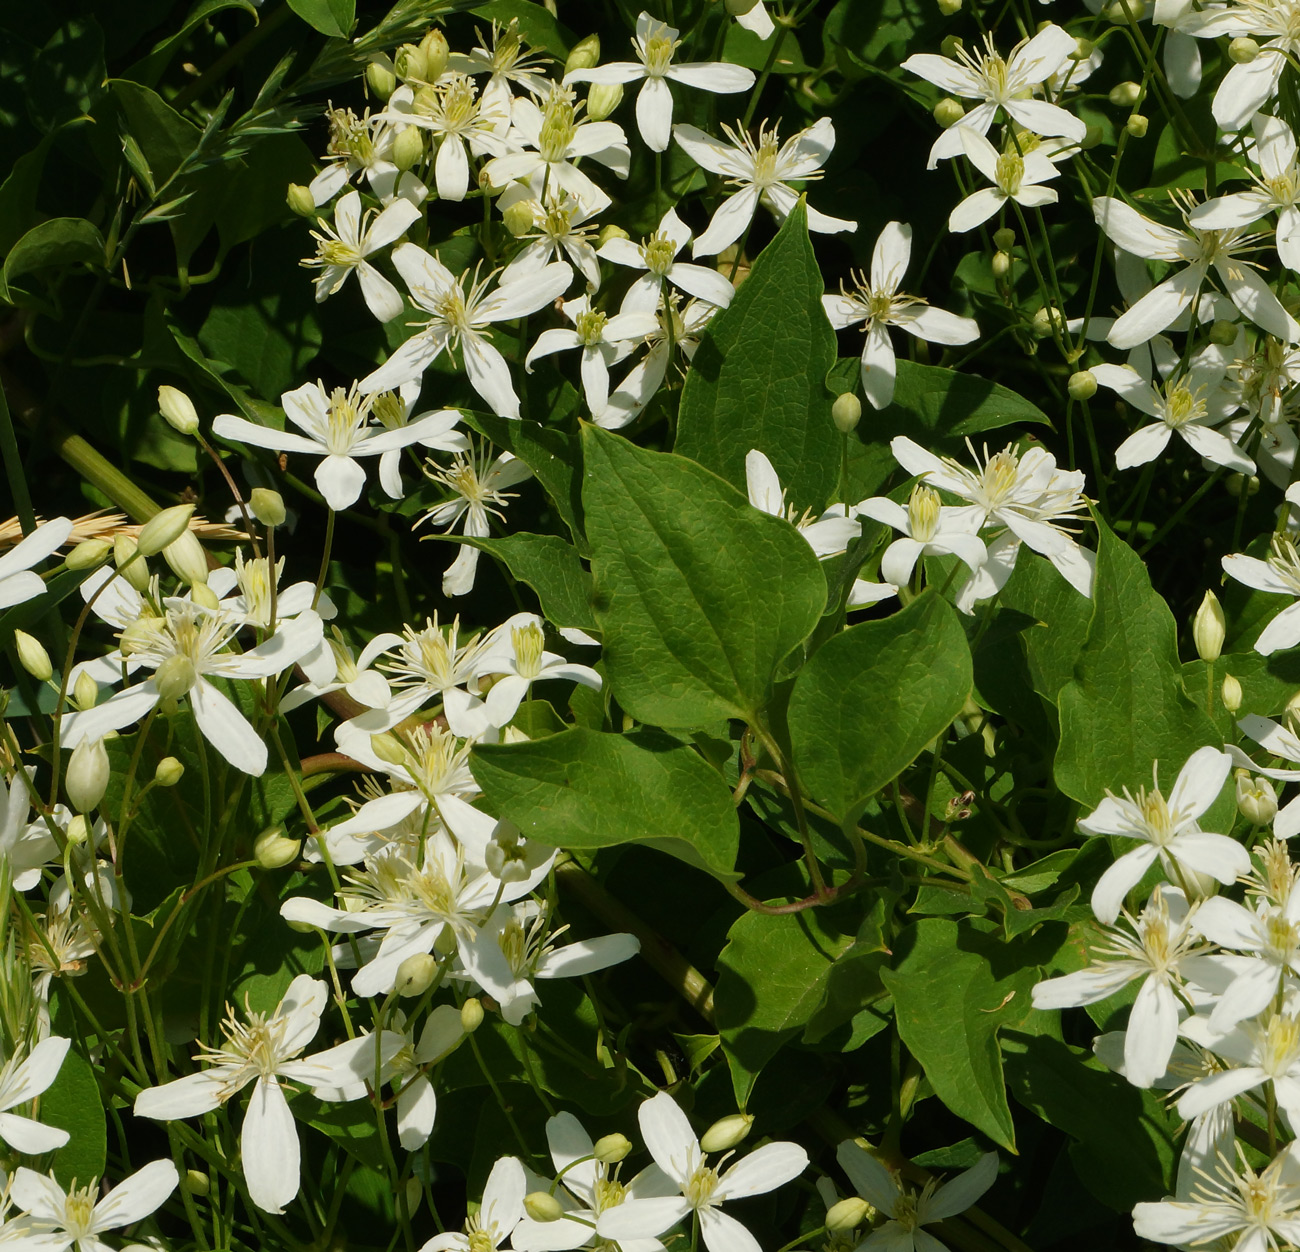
top-left (601, 207), bottom-right (735, 315)
top-left (948, 128), bottom-right (1060, 233)
top-left (302, 190), bottom-right (420, 321)
top-left (473, 613), bottom-right (602, 727)
top-left (857, 484), bottom-right (988, 589)
top-left (564, 12), bottom-right (755, 152)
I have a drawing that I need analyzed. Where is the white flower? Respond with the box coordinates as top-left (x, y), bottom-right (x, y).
top-left (419, 1156), bottom-right (526, 1252)
top-left (526, 294), bottom-right (659, 417)
top-left (948, 128), bottom-right (1060, 233)
top-left (367, 381), bottom-right (471, 501)
top-left (498, 180), bottom-right (605, 290)
top-left (279, 626), bottom-right (395, 715)
top-left (1223, 538), bottom-right (1300, 655)
top-left (213, 381), bottom-right (463, 511)
top-left (1031, 886), bottom-right (1202, 1087)
top-left (601, 294), bottom-right (716, 428)
top-left (0, 770), bottom-right (57, 893)
top-left (1091, 359), bottom-right (1252, 473)
top-left (6, 1160), bottom-right (178, 1252)
top-left (447, 18), bottom-right (552, 122)
top-left (835, 1142), bottom-right (998, 1252)
top-left (302, 190), bottom-right (420, 321)
top-left (308, 106), bottom-right (426, 207)
top-left (600, 207), bottom-right (735, 316)
top-left (902, 24), bottom-right (1086, 167)
top-left (133, 975), bottom-right (399, 1213)
top-left (563, 12), bottom-right (755, 152)
top-left (1078, 747), bottom-right (1247, 925)
top-left (672, 117), bottom-right (856, 257)
top-left (0, 517), bottom-right (72, 610)
top-left (745, 450), bottom-right (861, 559)
top-left (823, 222), bottom-right (979, 409)
top-left (60, 602), bottom-right (324, 776)
top-left (1092, 195), bottom-right (1300, 350)
top-left (360, 247), bottom-right (571, 417)
top-left (1229, 714), bottom-right (1300, 836)
top-left (473, 614), bottom-right (602, 728)
top-left (856, 485), bottom-right (988, 589)
top-left (0, 1037), bottom-right (70, 1153)
top-left (597, 1090), bottom-right (808, 1251)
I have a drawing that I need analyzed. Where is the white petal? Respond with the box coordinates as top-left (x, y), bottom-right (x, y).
top-left (714, 1142), bottom-right (808, 1200)
top-left (635, 77), bottom-right (674, 153)
top-left (924, 1152), bottom-right (998, 1221)
top-left (243, 1079), bottom-right (300, 1214)
top-left (191, 678), bottom-right (267, 775)
top-left (638, 1090), bottom-right (698, 1185)
top-left (90, 1160), bottom-right (179, 1232)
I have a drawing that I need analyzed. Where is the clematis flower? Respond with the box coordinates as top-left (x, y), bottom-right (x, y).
top-left (563, 12), bottom-right (754, 152)
top-left (947, 127), bottom-right (1060, 233)
top-left (745, 450), bottom-right (861, 559)
top-left (360, 247), bottom-right (571, 417)
top-left (133, 976), bottom-right (401, 1214)
top-left (1223, 537), bottom-right (1300, 656)
top-left (367, 381), bottom-right (471, 501)
top-left (0, 769), bottom-right (58, 893)
top-left (597, 1090), bottom-right (808, 1250)
top-left (7, 1159), bottom-right (179, 1252)
top-left (823, 221), bottom-right (979, 409)
top-left (0, 517), bottom-right (72, 610)
top-left (420, 1156), bottom-right (526, 1252)
top-left (672, 117), bottom-right (856, 257)
top-left (499, 180), bottom-right (605, 290)
top-left (600, 208), bottom-right (735, 315)
top-left (308, 106), bottom-right (427, 207)
top-left (473, 614), bottom-right (602, 728)
top-left (447, 18), bottom-right (552, 122)
top-left (902, 24), bottom-right (1086, 167)
top-left (302, 190), bottom-right (420, 321)
top-left (857, 484), bottom-right (987, 588)
top-left (1077, 746), bottom-right (1247, 925)
top-left (1177, 1006), bottom-right (1300, 1124)
top-left (835, 1142), bottom-right (999, 1252)
top-left (0, 1037), bottom-right (70, 1153)
top-left (212, 381), bottom-right (464, 512)
top-left (601, 295), bottom-right (716, 428)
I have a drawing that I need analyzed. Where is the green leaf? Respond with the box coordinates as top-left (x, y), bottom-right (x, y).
top-left (0, 132), bottom-right (58, 257)
top-left (447, 531), bottom-right (595, 630)
top-left (109, 79), bottom-right (199, 190)
top-left (43, 1047), bottom-right (107, 1188)
top-left (287, 0), bottom-right (354, 38)
top-left (787, 593), bottom-right (972, 823)
top-left (471, 727), bottom-right (740, 879)
top-left (880, 918), bottom-right (1061, 1151)
top-left (999, 549), bottom-right (1094, 705)
top-left (1054, 517), bottom-right (1219, 807)
top-left (2, 217), bottom-right (105, 300)
top-left (582, 425), bottom-right (825, 728)
top-left (676, 201), bottom-right (839, 510)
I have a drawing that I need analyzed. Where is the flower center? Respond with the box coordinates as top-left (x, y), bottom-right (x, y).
top-left (994, 152), bottom-right (1024, 196)
top-left (511, 622), bottom-right (546, 677)
top-left (326, 107), bottom-right (373, 163)
top-left (641, 27), bottom-right (679, 76)
top-left (575, 308), bottom-right (608, 346)
top-left (641, 232), bottom-right (678, 276)
top-left (907, 485), bottom-right (942, 542)
top-left (684, 1165), bottom-right (720, 1209)
top-left (978, 448), bottom-right (1022, 508)
top-left (371, 391), bottom-right (407, 430)
top-left (234, 552), bottom-right (282, 626)
top-left (1260, 1012), bottom-right (1300, 1072)
top-left (539, 90), bottom-right (578, 162)
top-left (437, 75), bottom-right (479, 133)
top-left (1160, 381), bottom-right (1206, 428)
top-left (63, 1182), bottom-right (98, 1238)
top-left (1268, 534), bottom-right (1300, 595)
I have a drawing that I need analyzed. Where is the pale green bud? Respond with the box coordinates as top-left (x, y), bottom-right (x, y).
top-left (1068, 370), bottom-right (1098, 401)
top-left (190, 582), bottom-right (220, 611)
top-left (460, 997), bottom-right (485, 1032)
top-left (403, 1177), bottom-right (422, 1217)
top-left (1236, 770), bottom-right (1278, 825)
top-left (991, 251), bottom-right (1012, 279)
top-left (392, 125), bottom-right (425, 172)
top-left (700, 1113), bottom-right (754, 1153)
top-left (1108, 81), bottom-right (1142, 107)
top-left (183, 1170), bottom-right (210, 1197)
top-left (992, 227), bottom-right (1015, 252)
top-left (832, 392), bottom-right (862, 433)
top-left (1226, 473), bottom-right (1260, 498)
top-left (249, 487), bottom-right (287, 528)
top-left (155, 654), bottom-right (197, 702)
top-left (155, 756), bottom-right (185, 787)
top-left (598, 224), bottom-right (630, 248)
top-left (66, 537), bottom-right (112, 570)
top-left (1070, 37), bottom-right (1095, 61)
top-left (593, 1133), bottom-right (633, 1164)
top-left (370, 733), bottom-right (410, 768)
top-left (1032, 306), bottom-right (1063, 339)
top-left (826, 1196), bottom-right (872, 1232)
top-left (14, 631), bottom-right (52, 682)
top-left (1208, 319), bottom-right (1238, 346)
top-left (502, 200), bottom-right (537, 238)
top-left (66, 737), bottom-right (110, 812)
top-left (1080, 124), bottom-right (1104, 150)
top-left (114, 535), bottom-right (150, 592)
top-left (72, 670), bottom-right (99, 712)
top-left (366, 60), bottom-right (397, 101)
top-left (524, 1192), bottom-right (565, 1223)
top-left (163, 530), bottom-right (208, 586)
top-left (940, 35), bottom-right (963, 58)
top-left (137, 504), bottom-right (195, 557)
top-left (157, 385), bottom-right (199, 435)
top-left (937, 0), bottom-right (962, 13)
top-left (287, 183), bottom-right (317, 217)
top-left (1193, 590), bottom-right (1226, 663)
top-left (66, 814), bottom-right (90, 845)
top-left (932, 97), bottom-right (965, 128)
top-left (586, 81), bottom-right (624, 122)
top-left (420, 29), bottom-right (450, 80)
top-left (395, 953), bottom-right (438, 997)
top-left (255, 827), bottom-right (301, 870)
top-left (1230, 36), bottom-right (1260, 63)
top-left (1222, 673), bottom-right (1243, 714)
top-left (1126, 114), bottom-right (1149, 138)
top-left (565, 34), bottom-right (601, 74)
top-left (1106, 0), bottom-right (1145, 20)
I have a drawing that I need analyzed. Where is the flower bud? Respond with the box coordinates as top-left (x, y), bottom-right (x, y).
top-left (72, 671), bottom-right (99, 712)
top-left (586, 81), bottom-right (624, 122)
top-left (1108, 81), bottom-right (1142, 107)
top-left (370, 733), bottom-right (410, 768)
top-left (937, 0), bottom-right (962, 14)
top-left (727, 0), bottom-right (760, 11)
top-left (66, 537), bottom-right (112, 570)
top-left (1070, 37), bottom-right (1095, 61)
top-left (137, 504), bottom-right (196, 557)
top-left (940, 35), bottom-right (963, 58)
top-left (832, 392), bottom-right (862, 433)
top-left (1222, 673), bottom-right (1243, 714)
top-left (700, 1113), bottom-right (754, 1154)
top-left (1125, 114), bottom-right (1149, 138)
top-left (565, 34), bottom-right (601, 74)
top-left (163, 530), bottom-right (209, 586)
top-left (190, 582), bottom-right (221, 611)
top-left (249, 488), bottom-right (287, 528)
top-left (932, 97), bottom-right (965, 128)
top-left (157, 385), bottom-right (199, 436)
top-left (501, 200), bottom-right (537, 238)
top-left (1208, 319), bottom-right (1238, 346)
top-left (1080, 124), bottom-right (1104, 150)
top-left (460, 997), bottom-right (485, 1032)
top-left (184, 1170), bottom-right (210, 1197)
top-left (403, 1177), bottom-right (422, 1217)
top-left (598, 224), bottom-right (630, 248)
top-left (1226, 473), bottom-right (1260, 498)
top-left (392, 125), bottom-right (425, 172)
top-left (992, 227), bottom-right (1015, 252)
top-left (287, 183), bottom-right (317, 217)
top-left (155, 756), bottom-right (184, 787)
top-left (826, 1196), bottom-right (872, 1232)
top-left (991, 251), bottom-right (1012, 279)
top-left (1067, 370), bottom-right (1098, 402)
top-left (1193, 590), bottom-right (1225, 662)
top-left (66, 737), bottom-right (110, 812)
top-left (1032, 306), bottom-right (1062, 339)
top-left (593, 1133), bottom-right (633, 1164)
top-left (420, 29), bottom-right (450, 79)
top-left (154, 654), bottom-right (197, 702)
top-left (14, 631), bottom-right (52, 682)
top-left (523, 1192), bottom-right (565, 1223)
top-left (1237, 770), bottom-right (1278, 825)
top-left (1230, 36), bottom-right (1260, 63)
top-left (366, 60), bottom-right (397, 100)
top-left (395, 952), bottom-right (438, 997)
top-left (1106, 0), bottom-right (1144, 20)
top-left (114, 535), bottom-right (150, 592)
top-left (255, 827), bottom-right (301, 870)
top-left (66, 814), bottom-right (90, 845)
